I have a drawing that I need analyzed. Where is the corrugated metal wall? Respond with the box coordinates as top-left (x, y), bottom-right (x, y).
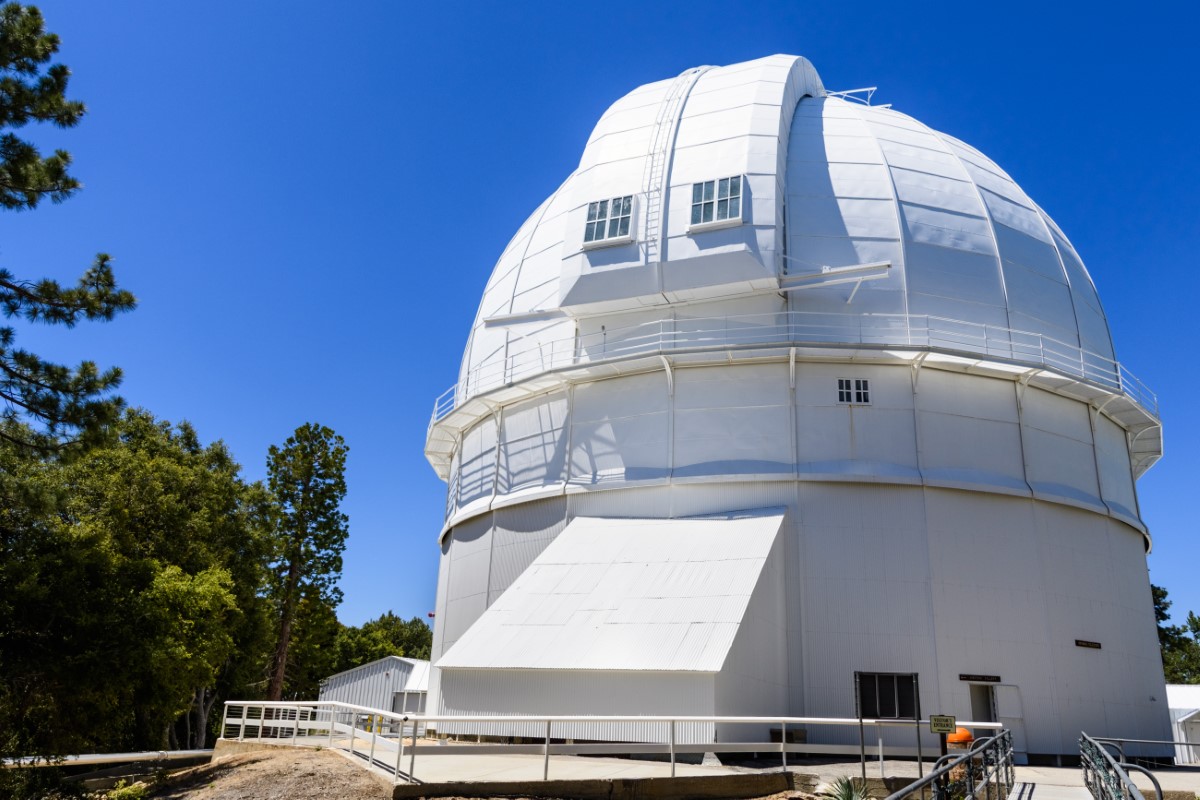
top-left (428, 362), bottom-right (1166, 756)
top-left (319, 657), bottom-right (426, 713)
top-left (438, 668), bottom-right (716, 743)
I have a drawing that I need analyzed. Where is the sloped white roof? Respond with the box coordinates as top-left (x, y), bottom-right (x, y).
top-left (436, 509), bottom-right (785, 672)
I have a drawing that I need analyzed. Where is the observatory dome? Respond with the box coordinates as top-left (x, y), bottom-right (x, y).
top-left (424, 54), bottom-right (1169, 763)
top-left (460, 55), bottom-right (1112, 390)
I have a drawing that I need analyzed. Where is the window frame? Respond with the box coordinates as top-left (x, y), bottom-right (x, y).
top-left (582, 194), bottom-right (636, 249)
top-left (688, 175), bottom-right (745, 233)
top-left (837, 377), bottom-right (871, 405)
top-left (854, 671), bottom-right (919, 721)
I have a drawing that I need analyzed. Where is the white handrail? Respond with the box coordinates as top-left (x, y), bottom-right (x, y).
top-left (220, 699), bottom-right (1003, 785)
top-left (430, 311), bottom-right (1157, 427)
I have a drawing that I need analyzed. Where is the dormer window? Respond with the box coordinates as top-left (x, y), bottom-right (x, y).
top-left (583, 195), bottom-right (633, 247)
top-left (690, 176), bottom-right (743, 231)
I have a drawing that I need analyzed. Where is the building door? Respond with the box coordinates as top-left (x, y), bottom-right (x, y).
top-left (969, 684), bottom-right (996, 723)
top-left (994, 684), bottom-right (1027, 764)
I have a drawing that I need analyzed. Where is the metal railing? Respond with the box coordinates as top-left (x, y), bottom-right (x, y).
top-left (1087, 735), bottom-right (1200, 767)
top-left (430, 312), bottom-right (1157, 428)
top-left (1081, 733), bottom-right (1163, 800)
top-left (221, 700), bottom-right (1002, 785)
top-left (2, 749), bottom-right (213, 769)
top-left (883, 730), bottom-right (1013, 800)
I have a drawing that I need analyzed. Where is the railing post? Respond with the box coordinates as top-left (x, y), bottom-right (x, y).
top-left (408, 719), bottom-right (419, 781)
top-left (293, 705), bottom-right (300, 745)
top-left (328, 707), bottom-right (336, 746)
top-left (369, 716), bottom-right (378, 765)
top-left (965, 745), bottom-right (975, 800)
top-left (993, 737), bottom-right (1001, 800)
top-left (237, 705), bottom-right (246, 742)
top-left (394, 716), bottom-right (408, 784)
top-left (543, 720), bottom-right (551, 781)
top-left (878, 730), bottom-right (885, 778)
top-left (781, 721), bottom-right (787, 772)
top-left (669, 720), bottom-right (676, 778)
top-left (859, 717), bottom-right (867, 780)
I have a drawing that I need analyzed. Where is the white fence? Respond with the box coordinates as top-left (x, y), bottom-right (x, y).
top-left (221, 700), bottom-right (1002, 785)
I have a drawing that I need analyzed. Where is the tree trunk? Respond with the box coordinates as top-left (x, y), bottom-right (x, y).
top-left (267, 553), bottom-right (302, 700)
top-left (193, 686), bottom-right (218, 749)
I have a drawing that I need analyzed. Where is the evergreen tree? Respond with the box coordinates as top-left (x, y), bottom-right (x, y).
top-left (265, 423), bottom-right (349, 700)
top-left (0, 2), bottom-right (135, 452)
top-left (1153, 584), bottom-right (1200, 684)
top-left (334, 612), bottom-right (432, 674)
top-left (0, 410), bottom-right (270, 777)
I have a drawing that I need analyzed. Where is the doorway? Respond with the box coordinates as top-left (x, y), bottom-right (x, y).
top-left (969, 684), bottom-right (996, 723)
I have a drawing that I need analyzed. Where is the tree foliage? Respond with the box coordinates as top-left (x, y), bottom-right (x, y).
top-left (0, 1), bottom-right (135, 452)
top-left (334, 612), bottom-right (432, 674)
top-left (0, 411), bottom-right (271, 772)
top-left (265, 422), bottom-right (349, 700)
top-left (1153, 584), bottom-right (1200, 684)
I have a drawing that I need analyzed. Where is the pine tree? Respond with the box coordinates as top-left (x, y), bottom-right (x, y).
top-left (0, 2), bottom-right (135, 452)
top-left (265, 423), bottom-right (349, 700)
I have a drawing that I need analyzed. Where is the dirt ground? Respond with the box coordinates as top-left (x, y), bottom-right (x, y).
top-left (141, 747), bottom-right (811, 800)
top-left (150, 748), bottom-right (393, 800)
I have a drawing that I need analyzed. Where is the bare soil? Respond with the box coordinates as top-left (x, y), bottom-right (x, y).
top-left (150, 748), bottom-right (392, 800)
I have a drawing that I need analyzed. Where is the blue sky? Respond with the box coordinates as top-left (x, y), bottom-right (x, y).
top-left (13, 1), bottom-right (1199, 627)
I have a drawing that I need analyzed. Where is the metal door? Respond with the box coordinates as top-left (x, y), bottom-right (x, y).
top-left (994, 684), bottom-right (1027, 764)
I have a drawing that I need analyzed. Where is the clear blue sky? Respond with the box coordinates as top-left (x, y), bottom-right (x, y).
top-left (12, 1), bottom-right (1199, 627)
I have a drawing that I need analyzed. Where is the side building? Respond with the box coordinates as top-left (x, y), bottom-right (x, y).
top-left (318, 656), bottom-right (429, 716)
top-left (421, 55), bottom-right (1169, 763)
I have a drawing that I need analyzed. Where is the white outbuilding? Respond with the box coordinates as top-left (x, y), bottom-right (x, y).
top-left (422, 54), bottom-right (1169, 763)
top-left (1167, 684), bottom-right (1200, 764)
top-left (318, 656), bottom-right (429, 715)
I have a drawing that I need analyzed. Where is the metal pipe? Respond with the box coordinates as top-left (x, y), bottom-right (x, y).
top-left (393, 716), bottom-right (407, 784)
top-left (669, 720), bottom-right (676, 778)
top-left (543, 720), bottom-right (551, 781)
top-left (3, 750), bottom-right (214, 769)
top-left (1120, 763), bottom-right (1163, 800)
top-left (859, 716), bottom-right (867, 780)
top-left (408, 719), bottom-right (418, 780)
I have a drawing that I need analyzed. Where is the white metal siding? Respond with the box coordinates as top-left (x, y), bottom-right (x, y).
top-left (319, 657), bottom-right (428, 713)
top-left (438, 668), bottom-right (717, 743)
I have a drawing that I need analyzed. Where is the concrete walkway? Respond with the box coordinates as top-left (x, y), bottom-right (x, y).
top-left (228, 738), bottom-right (1200, 797)
top-left (380, 751), bottom-right (737, 784)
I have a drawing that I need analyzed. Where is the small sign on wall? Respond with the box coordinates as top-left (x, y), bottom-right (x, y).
top-left (1075, 639), bottom-right (1102, 649)
top-left (930, 714), bottom-right (957, 734)
top-left (958, 674), bottom-right (1001, 683)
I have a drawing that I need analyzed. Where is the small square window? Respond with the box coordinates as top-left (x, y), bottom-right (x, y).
top-left (690, 176), bottom-right (742, 228)
top-left (837, 378), bottom-right (870, 404)
top-left (584, 195), bottom-right (633, 246)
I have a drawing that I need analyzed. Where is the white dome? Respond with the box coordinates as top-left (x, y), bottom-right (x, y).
top-left (458, 55), bottom-right (1116, 391)
top-left (430, 55), bottom-right (1157, 478)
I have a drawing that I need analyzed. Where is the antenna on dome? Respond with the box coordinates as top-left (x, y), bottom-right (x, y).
top-left (827, 86), bottom-right (878, 105)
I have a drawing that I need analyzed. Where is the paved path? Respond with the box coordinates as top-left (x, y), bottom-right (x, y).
top-left (279, 737), bottom-right (1200, 795)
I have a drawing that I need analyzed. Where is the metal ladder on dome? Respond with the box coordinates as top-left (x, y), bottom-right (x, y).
top-left (640, 67), bottom-right (707, 264)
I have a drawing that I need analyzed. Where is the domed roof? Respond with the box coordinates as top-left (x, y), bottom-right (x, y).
top-left (458, 55), bottom-right (1117, 395)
